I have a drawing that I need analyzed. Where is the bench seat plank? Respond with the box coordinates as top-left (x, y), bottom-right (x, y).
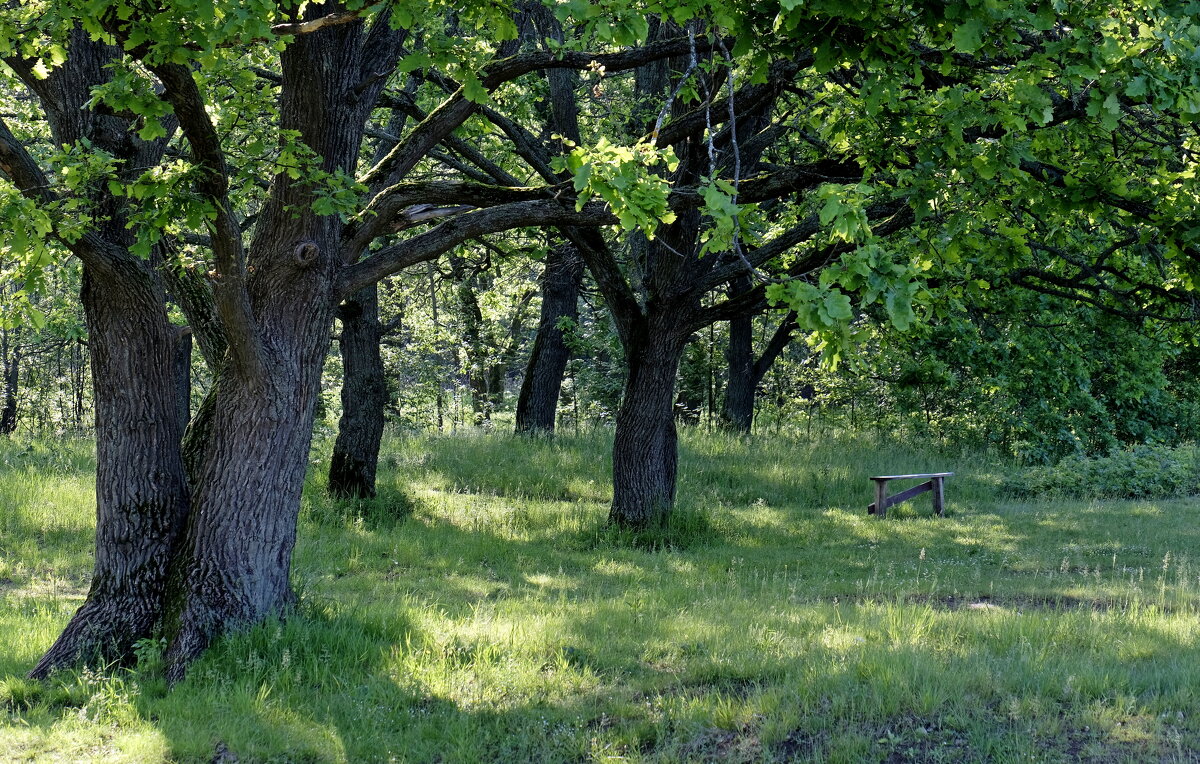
top-left (870, 472), bottom-right (953, 481)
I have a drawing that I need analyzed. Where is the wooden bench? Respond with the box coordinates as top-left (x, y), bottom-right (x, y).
top-left (868, 473), bottom-right (953, 518)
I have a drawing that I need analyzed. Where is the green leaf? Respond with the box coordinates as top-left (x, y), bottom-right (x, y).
top-left (26, 307), bottom-right (46, 330)
top-left (137, 118), bottom-right (168, 141)
top-left (462, 77), bottom-right (489, 104)
top-left (823, 291), bottom-right (853, 322)
top-left (398, 52), bottom-right (432, 73)
top-left (885, 288), bottom-right (915, 331)
top-left (819, 195), bottom-right (844, 226)
top-left (952, 19), bottom-right (985, 53)
top-left (972, 155), bottom-right (997, 180)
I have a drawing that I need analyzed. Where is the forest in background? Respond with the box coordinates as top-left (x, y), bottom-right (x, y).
top-left (4, 247), bottom-right (1199, 465)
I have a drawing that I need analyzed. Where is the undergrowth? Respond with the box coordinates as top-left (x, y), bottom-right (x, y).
top-left (1010, 443), bottom-right (1200, 500)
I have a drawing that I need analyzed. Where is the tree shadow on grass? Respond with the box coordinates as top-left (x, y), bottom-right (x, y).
top-left (125, 582), bottom-right (1200, 763)
top-left (4, 498), bottom-right (1200, 762)
top-left (7, 433), bottom-right (1200, 760)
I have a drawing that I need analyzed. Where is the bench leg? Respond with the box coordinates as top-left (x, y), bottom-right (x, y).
top-left (932, 477), bottom-right (945, 517)
top-left (874, 481), bottom-right (889, 519)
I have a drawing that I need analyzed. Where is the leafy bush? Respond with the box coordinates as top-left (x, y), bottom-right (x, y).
top-left (1009, 444), bottom-right (1200, 499)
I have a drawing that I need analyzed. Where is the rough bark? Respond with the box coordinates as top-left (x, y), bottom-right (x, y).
top-left (609, 323), bottom-right (689, 528)
top-left (30, 264), bottom-right (190, 679)
top-left (515, 243), bottom-right (583, 434)
top-left (164, 348), bottom-right (329, 679)
top-left (159, 13), bottom-right (401, 678)
top-left (328, 284), bottom-right (387, 498)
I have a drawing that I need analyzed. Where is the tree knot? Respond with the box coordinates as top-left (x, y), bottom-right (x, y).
top-left (293, 241), bottom-right (320, 267)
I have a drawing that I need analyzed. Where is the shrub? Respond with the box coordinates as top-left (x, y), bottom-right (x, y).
top-left (1009, 443), bottom-right (1200, 499)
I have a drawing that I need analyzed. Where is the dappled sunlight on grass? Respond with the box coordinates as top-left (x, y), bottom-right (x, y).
top-left (3, 429), bottom-right (1200, 761)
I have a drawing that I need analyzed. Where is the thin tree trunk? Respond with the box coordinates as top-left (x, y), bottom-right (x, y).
top-left (329, 283), bottom-right (386, 498)
top-left (30, 264), bottom-right (190, 678)
top-left (609, 324), bottom-right (688, 528)
top-left (0, 330), bottom-right (18, 435)
top-left (516, 243), bottom-right (583, 434)
top-left (721, 313), bottom-right (755, 432)
top-left (721, 310), bottom-right (798, 434)
top-left (72, 339), bottom-right (86, 430)
top-left (458, 278), bottom-right (489, 423)
top-left (174, 329), bottom-right (192, 434)
top-left (674, 340), bottom-right (705, 425)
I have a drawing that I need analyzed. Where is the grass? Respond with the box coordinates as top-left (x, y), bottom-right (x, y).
top-left (1, 428), bottom-right (1198, 762)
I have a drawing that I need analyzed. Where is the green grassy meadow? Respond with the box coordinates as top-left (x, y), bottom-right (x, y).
top-left (1, 430), bottom-right (1198, 762)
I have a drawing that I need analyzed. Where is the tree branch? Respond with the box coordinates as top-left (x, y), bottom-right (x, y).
top-left (360, 35), bottom-right (715, 192)
top-left (374, 90), bottom-right (522, 185)
top-left (271, 10), bottom-right (363, 38)
top-left (0, 115), bottom-right (123, 272)
top-left (342, 180), bottom-right (562, 261)
top-left (150, 62), bottom-right (264, 381)
top-left (337, 199), bottom-right (616, 298)
top-left (752, 310), bottom-right (799, 384)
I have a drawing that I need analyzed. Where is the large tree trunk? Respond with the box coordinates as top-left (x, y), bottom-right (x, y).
top-left (516, 243), bottom-right (583, 434)
top-left (608, 324), bottom-right (688, 528)
top-left (328, 284), bottom-right (386, 498)
top-left (156, 11), bottom-right (386, 677)
top-left (16, 27), bottom-right (195, 677)
top-left (163, 248), bottom-right (338, 679)
top-left (30, 263), bottom-right (190, 678)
